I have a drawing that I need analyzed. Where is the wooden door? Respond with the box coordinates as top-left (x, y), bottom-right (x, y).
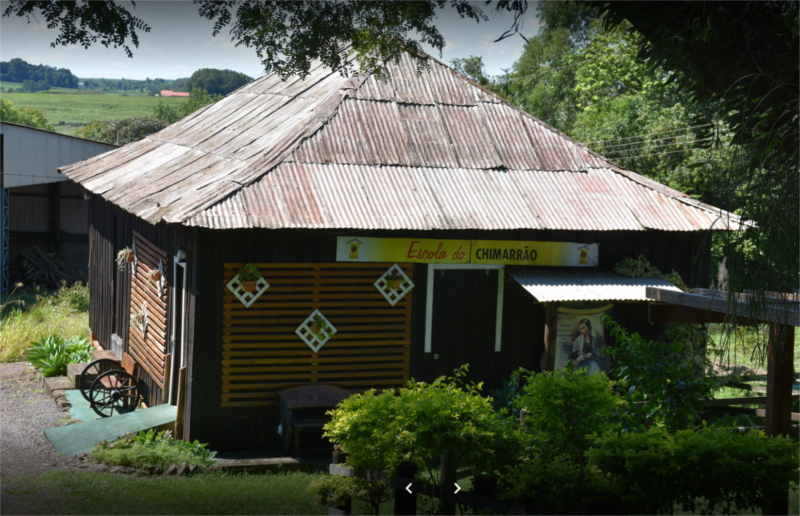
top-left (430, 269), bottom-right (499, 385)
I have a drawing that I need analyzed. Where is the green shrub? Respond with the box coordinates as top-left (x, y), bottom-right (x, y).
top-left (307, 475), bottom-right (392, 515)
top-left (27, 334), bottom-right (92, 376)
top-left (588, 425), bottom-right (800, 515)
top-left (603, 314), bottom-right (715, 431)
top-left (325, 365), bottom-right (510, 481)
top-left (513, 367), bottom-right (623, 488)
top-left (501, 458), bottom-right (621, 515)
top-left (91, 429), bottom-right (217, 472)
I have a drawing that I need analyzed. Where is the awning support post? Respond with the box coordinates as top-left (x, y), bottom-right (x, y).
top-left (543, 303), bottom-right (560, 371)
top-left (763, 323), bottom-right (793, 516)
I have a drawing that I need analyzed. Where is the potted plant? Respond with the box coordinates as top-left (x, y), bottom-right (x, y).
top-left (237, 264), bottom-right (260, 293)
top-left (146, 268), bottom-right (161, 285)
top-left (310, 314), bottom-right (334, 341)
top-left (116, 247), bottom-right (134, 270)
top-left (386, 273), bottom-right (404, 290)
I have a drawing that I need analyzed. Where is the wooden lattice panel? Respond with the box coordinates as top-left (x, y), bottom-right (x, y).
top-left (222, 263), bottom-right (413, 408)
top-left (128, 231), bottom-right (168, 389)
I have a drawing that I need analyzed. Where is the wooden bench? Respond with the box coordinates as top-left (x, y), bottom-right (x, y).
top-left (278, 385), bottom-right (351, 454)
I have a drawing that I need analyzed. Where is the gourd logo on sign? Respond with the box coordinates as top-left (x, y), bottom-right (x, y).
top-left (336, 237), bottom-right (598, 266)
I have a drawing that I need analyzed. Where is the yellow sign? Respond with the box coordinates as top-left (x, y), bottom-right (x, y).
top-left (336, 237), bottom-right (470, 264)
top-left (471, 240), bottom-right (598, 266)
top-left (337, 237), bottom-right (598, 266)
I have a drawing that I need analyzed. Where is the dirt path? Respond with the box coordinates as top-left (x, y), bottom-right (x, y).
top-left (0, 362), bottom-right (87, 514)
top-left (0, 362), bottom-right (77, 476)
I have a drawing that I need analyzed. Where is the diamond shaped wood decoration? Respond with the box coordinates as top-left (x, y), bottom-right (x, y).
top-left (295, 310), bottom-right (337, 352)
top-left (226, 275), bottom-right (270, 308)
top-left (374, 264), bottom-right (414, 306)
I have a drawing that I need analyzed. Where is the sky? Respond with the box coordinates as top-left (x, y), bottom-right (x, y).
top-left (0, 1), bottom-right (539, 81)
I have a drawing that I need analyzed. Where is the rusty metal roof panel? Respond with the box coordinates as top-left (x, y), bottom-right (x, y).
top-left (479, 102), bottom-right (543, 171)
top-left (425, 59), bottom-right (476, 106)
top-left (390, 54), bottom-right (435, 105)
top-left (507, 267), bottom-right (682, 302)
top-left (399, 104), bottom-right (459, 169)
top-left (438, 105), bottom-right (503, 169)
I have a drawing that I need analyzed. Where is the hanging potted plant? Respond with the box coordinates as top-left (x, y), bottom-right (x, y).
top-left (237, 264), bottom-right (261, 293)
top-left (116, 247), bottom-right (134, 270)
top-left (310, 314), bottom-right (333, 342)
top-left (146, 268), bottom-right (161, 285)
top-left (386, 273), bottom-right (404, 290)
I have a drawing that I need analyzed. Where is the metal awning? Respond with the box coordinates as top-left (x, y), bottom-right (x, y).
top-left (506, 267), bottom-right (681, 303)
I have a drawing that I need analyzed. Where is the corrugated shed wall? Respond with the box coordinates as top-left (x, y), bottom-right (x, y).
top-left (8, 181), bottom-right (89, 235)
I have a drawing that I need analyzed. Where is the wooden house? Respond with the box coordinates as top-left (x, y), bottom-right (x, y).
top-left (59, 55), bottom-right (742, 452)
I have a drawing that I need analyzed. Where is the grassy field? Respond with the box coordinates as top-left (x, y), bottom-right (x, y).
top-left (2, 91), bottom-right (187, 135)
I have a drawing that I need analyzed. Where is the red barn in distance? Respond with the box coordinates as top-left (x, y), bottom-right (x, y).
top-left (159, 90), bottom-right (190, 97)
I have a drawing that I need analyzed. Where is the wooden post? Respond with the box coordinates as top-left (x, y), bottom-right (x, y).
top-left (543, 303), bottom-right (560, 371)
top-left (175, 366), bottom-right (186, 439)
top-left (162, 353), bottom-right (171, 404)
top-left (763, 324), bottom-right (794, 516)
top-left (440, 451), bottom-right (456, 515)
top-left (394, 462), bottom-right (418, 516)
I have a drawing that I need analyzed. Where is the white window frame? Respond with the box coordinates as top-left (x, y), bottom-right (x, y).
top-left (424, 264), bottom-right (505, 353)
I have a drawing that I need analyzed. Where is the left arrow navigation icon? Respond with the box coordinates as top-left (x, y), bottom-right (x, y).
top-left (405, 483), bottom-right (413, 494)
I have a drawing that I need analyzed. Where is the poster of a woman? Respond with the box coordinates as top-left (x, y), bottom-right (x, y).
top-left (553, 306), bottom-right (611, 375)
top-left (568, 319), bottom-right (605, 375)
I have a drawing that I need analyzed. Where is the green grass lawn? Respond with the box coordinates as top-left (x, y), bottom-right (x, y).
top-left (2, 471), bottom-right (328, 515)
top-left (2, 91), bottom-right (187, 135)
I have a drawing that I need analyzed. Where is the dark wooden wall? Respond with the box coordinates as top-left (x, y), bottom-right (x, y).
top-left (87, 194), bottom-right (196, 420)
top-left (190, 227), bottom-right (712, 452)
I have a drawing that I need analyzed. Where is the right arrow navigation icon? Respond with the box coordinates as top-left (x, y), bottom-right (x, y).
top-left (454, 483), bottom-right (461, 494)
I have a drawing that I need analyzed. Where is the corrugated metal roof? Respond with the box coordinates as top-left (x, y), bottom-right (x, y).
top-left (507, 267), bottom-right (682, 302)
top-left (59, 54), bottom-right (744, 232)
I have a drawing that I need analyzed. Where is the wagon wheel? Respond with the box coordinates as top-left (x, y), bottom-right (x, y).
top-left (278, 401), bottom-right (292, 456)
top-left (88, 370), bottom-right (140, 418)
top-left (79, 359), bottom-right (120, 402)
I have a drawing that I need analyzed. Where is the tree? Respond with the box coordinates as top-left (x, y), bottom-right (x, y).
top-left (75, 117), bottom-right (168, 145)
top-left (152, 88), bottom-right (222, 124)
top-left (185, 68), bottom-right (253, 96)
top-left (592, 1), bottom-right (799, 355)
top-left (0, 98), bottom-right (55, 131)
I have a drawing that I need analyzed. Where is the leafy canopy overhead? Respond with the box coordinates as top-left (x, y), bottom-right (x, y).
top-left (3, 1), bottom-right (528, 79)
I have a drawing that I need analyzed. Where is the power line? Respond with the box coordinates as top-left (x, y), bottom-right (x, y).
top-left (585, 123), bottom-right (715, 144)
top-left (596, 133), bottom-right (702, 151)
top-left (613, 146), bottom-right (714, 161)
top-left (603, 137), bottom-right (715, 156)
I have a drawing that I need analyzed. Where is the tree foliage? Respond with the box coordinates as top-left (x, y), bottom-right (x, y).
top-left (185, 68), bottom-right (253, 96)
top-left (75, 117), bottom-right (168, 145)
top-left (497, 2), bottom-right (745, 214)
top-left (0, 98), bottom-right (55, 131)
top-left (0, 58), bottom-right (79, 88)
top-left (593, 0), bottom-right (799, 346)
top-left (151, 88), bottom-right (222, 124)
